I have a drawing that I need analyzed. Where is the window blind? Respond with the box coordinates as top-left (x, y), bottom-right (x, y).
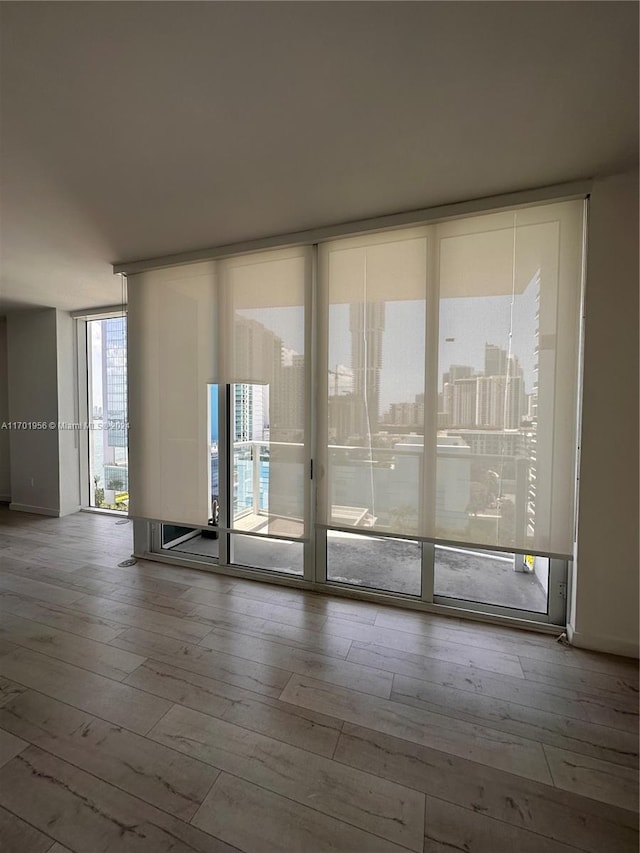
top-left (220, 248), bottom-right (310, 538)
top-left (128, 262), bottom-right (217, 526)
top-left (128, 248), bottom-right (310, 536)
top-left (127, 200), bottom-right (583, 557)
top-left (319, 200), bottom-right (584, 557)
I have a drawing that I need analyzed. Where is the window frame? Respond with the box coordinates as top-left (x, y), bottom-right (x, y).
top-left (119, 182), bottom-right (587, 632)
top-left (73, 305), bottom-right (129, 515)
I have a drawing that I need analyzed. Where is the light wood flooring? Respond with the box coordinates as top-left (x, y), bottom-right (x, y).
top-left (0, 507), bottom-right (637, 853)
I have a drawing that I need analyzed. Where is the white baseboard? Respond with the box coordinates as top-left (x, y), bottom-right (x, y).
top-left (9, 502), bottom-right (60, 517)
top-left (567, 623), bottom-right (639, 659)
top-left (0, 494), bottom-right (11, 504)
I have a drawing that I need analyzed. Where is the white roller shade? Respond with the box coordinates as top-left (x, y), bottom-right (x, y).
top-left (435, 201), bottom-right (583, 555)
top-left (318, 228), bottom-right (429, 537)
top-left (127, 262), bottom-right (216, 526)
top-left (127, 248), bottom-right (310, 537)
top-left (319, 201), bottom-right (584, 557)
top-left (127, 201), bottom-right (582, 556)
top-left (221, 248), bottom-right (310, 539)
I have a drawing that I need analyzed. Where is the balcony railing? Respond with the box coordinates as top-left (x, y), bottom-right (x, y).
top-left (230, 439), bottom-right (533, 544)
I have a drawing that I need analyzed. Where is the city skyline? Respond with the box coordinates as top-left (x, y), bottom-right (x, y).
top-left (243, 276), bottom-right (539, 413)
top-left (227, 285), bottom-right (538, 442)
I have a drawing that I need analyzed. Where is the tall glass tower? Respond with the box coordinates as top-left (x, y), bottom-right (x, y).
top-left (349, 301), bottom-right (386, 438)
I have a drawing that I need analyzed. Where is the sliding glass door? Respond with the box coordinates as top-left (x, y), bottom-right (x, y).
top-left (129, 248), bottom-right (313, 578)
top-left (129, 197), bottom-right (583, 627)
top-left (317, 227), bottom-right (430, 598)
top-left (316, 200), bottom-right (583, 622)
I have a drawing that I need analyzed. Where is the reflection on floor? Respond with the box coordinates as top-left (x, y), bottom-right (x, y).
top-left (165, 531), bottom-right (547, 613)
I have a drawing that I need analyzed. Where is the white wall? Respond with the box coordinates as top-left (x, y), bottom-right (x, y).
top-left (6, 308), bottom-right (81, 517)
top-left (570, 169), bottom-right (639, 657)
top-left (7, 309), bottom-right (61, 514)
top-left (0, 317), bottom-right (11, 501)
top-left (56, 310), bottom-right (81, 515)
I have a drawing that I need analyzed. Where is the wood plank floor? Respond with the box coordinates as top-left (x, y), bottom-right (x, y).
top-left (0, 507), bottom-right (637, 853)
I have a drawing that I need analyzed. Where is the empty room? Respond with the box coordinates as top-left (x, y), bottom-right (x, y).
top-left (0, 2), bottom-right (638, 852)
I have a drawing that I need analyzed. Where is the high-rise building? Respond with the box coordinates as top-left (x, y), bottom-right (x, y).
top-left (387, 401), bottom-right (416, 426)
top-left (349, 301), bottom-right (385, 436)
top-left (233, 315), bottom-right (289, 442)
top-left (475, 376), bottom-right (493, 428)
top-left (327, 365), bottom-right (355, 443)
top-left (328, 394), bottom-right (354, 444)
top-left (439, 382), bottom-right (454, 427)
top-left (484, 343), bottom-right (508, 377)
top-left (234, 383), bottom-right (264, 442)
top-left (475, 373), bottom-right (524, 429)
top-left (272, 352), bottom-right (304, 439)
top-left (504, 373), bottom-right (524, 430)
top-left (443, 364), bottom-right (474, 385)
top-left (452, 377), bottom-right (477, 427)
top-left (102, 317), bottom-right (127, 449)
top-left (381, 392), bottom-right (426, 428)
top-left (234, 316), bottom-right (282, 383)
top-left (439, 345), bottom-right (526, 430)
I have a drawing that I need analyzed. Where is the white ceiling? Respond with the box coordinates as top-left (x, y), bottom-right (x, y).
top-left (1, 1), bottom-right (637, 314)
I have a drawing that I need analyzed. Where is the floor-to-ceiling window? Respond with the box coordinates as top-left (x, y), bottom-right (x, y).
top-left (315, 202), bottom-right (582, 624)
top-left (318, 227), bottom-right (428, 598)
top-left (83, 314), bottom-right (129, 513)
top-left (122, 195), bottom-right (584, 627)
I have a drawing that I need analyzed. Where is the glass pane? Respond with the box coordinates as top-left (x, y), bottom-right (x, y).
top-left (434, 202), bottom-right (582, 553)
top-left (231, 382), bottom-right (304, 537)
top-left (434, 546), bottom-right (549, 613)
top-left (226, 250), bottom-right (307, 538)
top-left (230, 534), bottom-right (303, 576)
top-left (208, 385), bottom-right (220, 526)
top-left (87, 316), bottom-right (128, 512)
top-left (327, 531), bottom-right (421, 596)
top-left (161, 524), bottom-right (219, 560)
top-left (325, 232), bottom-right (427, 537)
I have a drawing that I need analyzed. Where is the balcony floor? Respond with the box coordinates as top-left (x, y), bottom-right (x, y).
top-left (167, 530), bottom-right (547, 613)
